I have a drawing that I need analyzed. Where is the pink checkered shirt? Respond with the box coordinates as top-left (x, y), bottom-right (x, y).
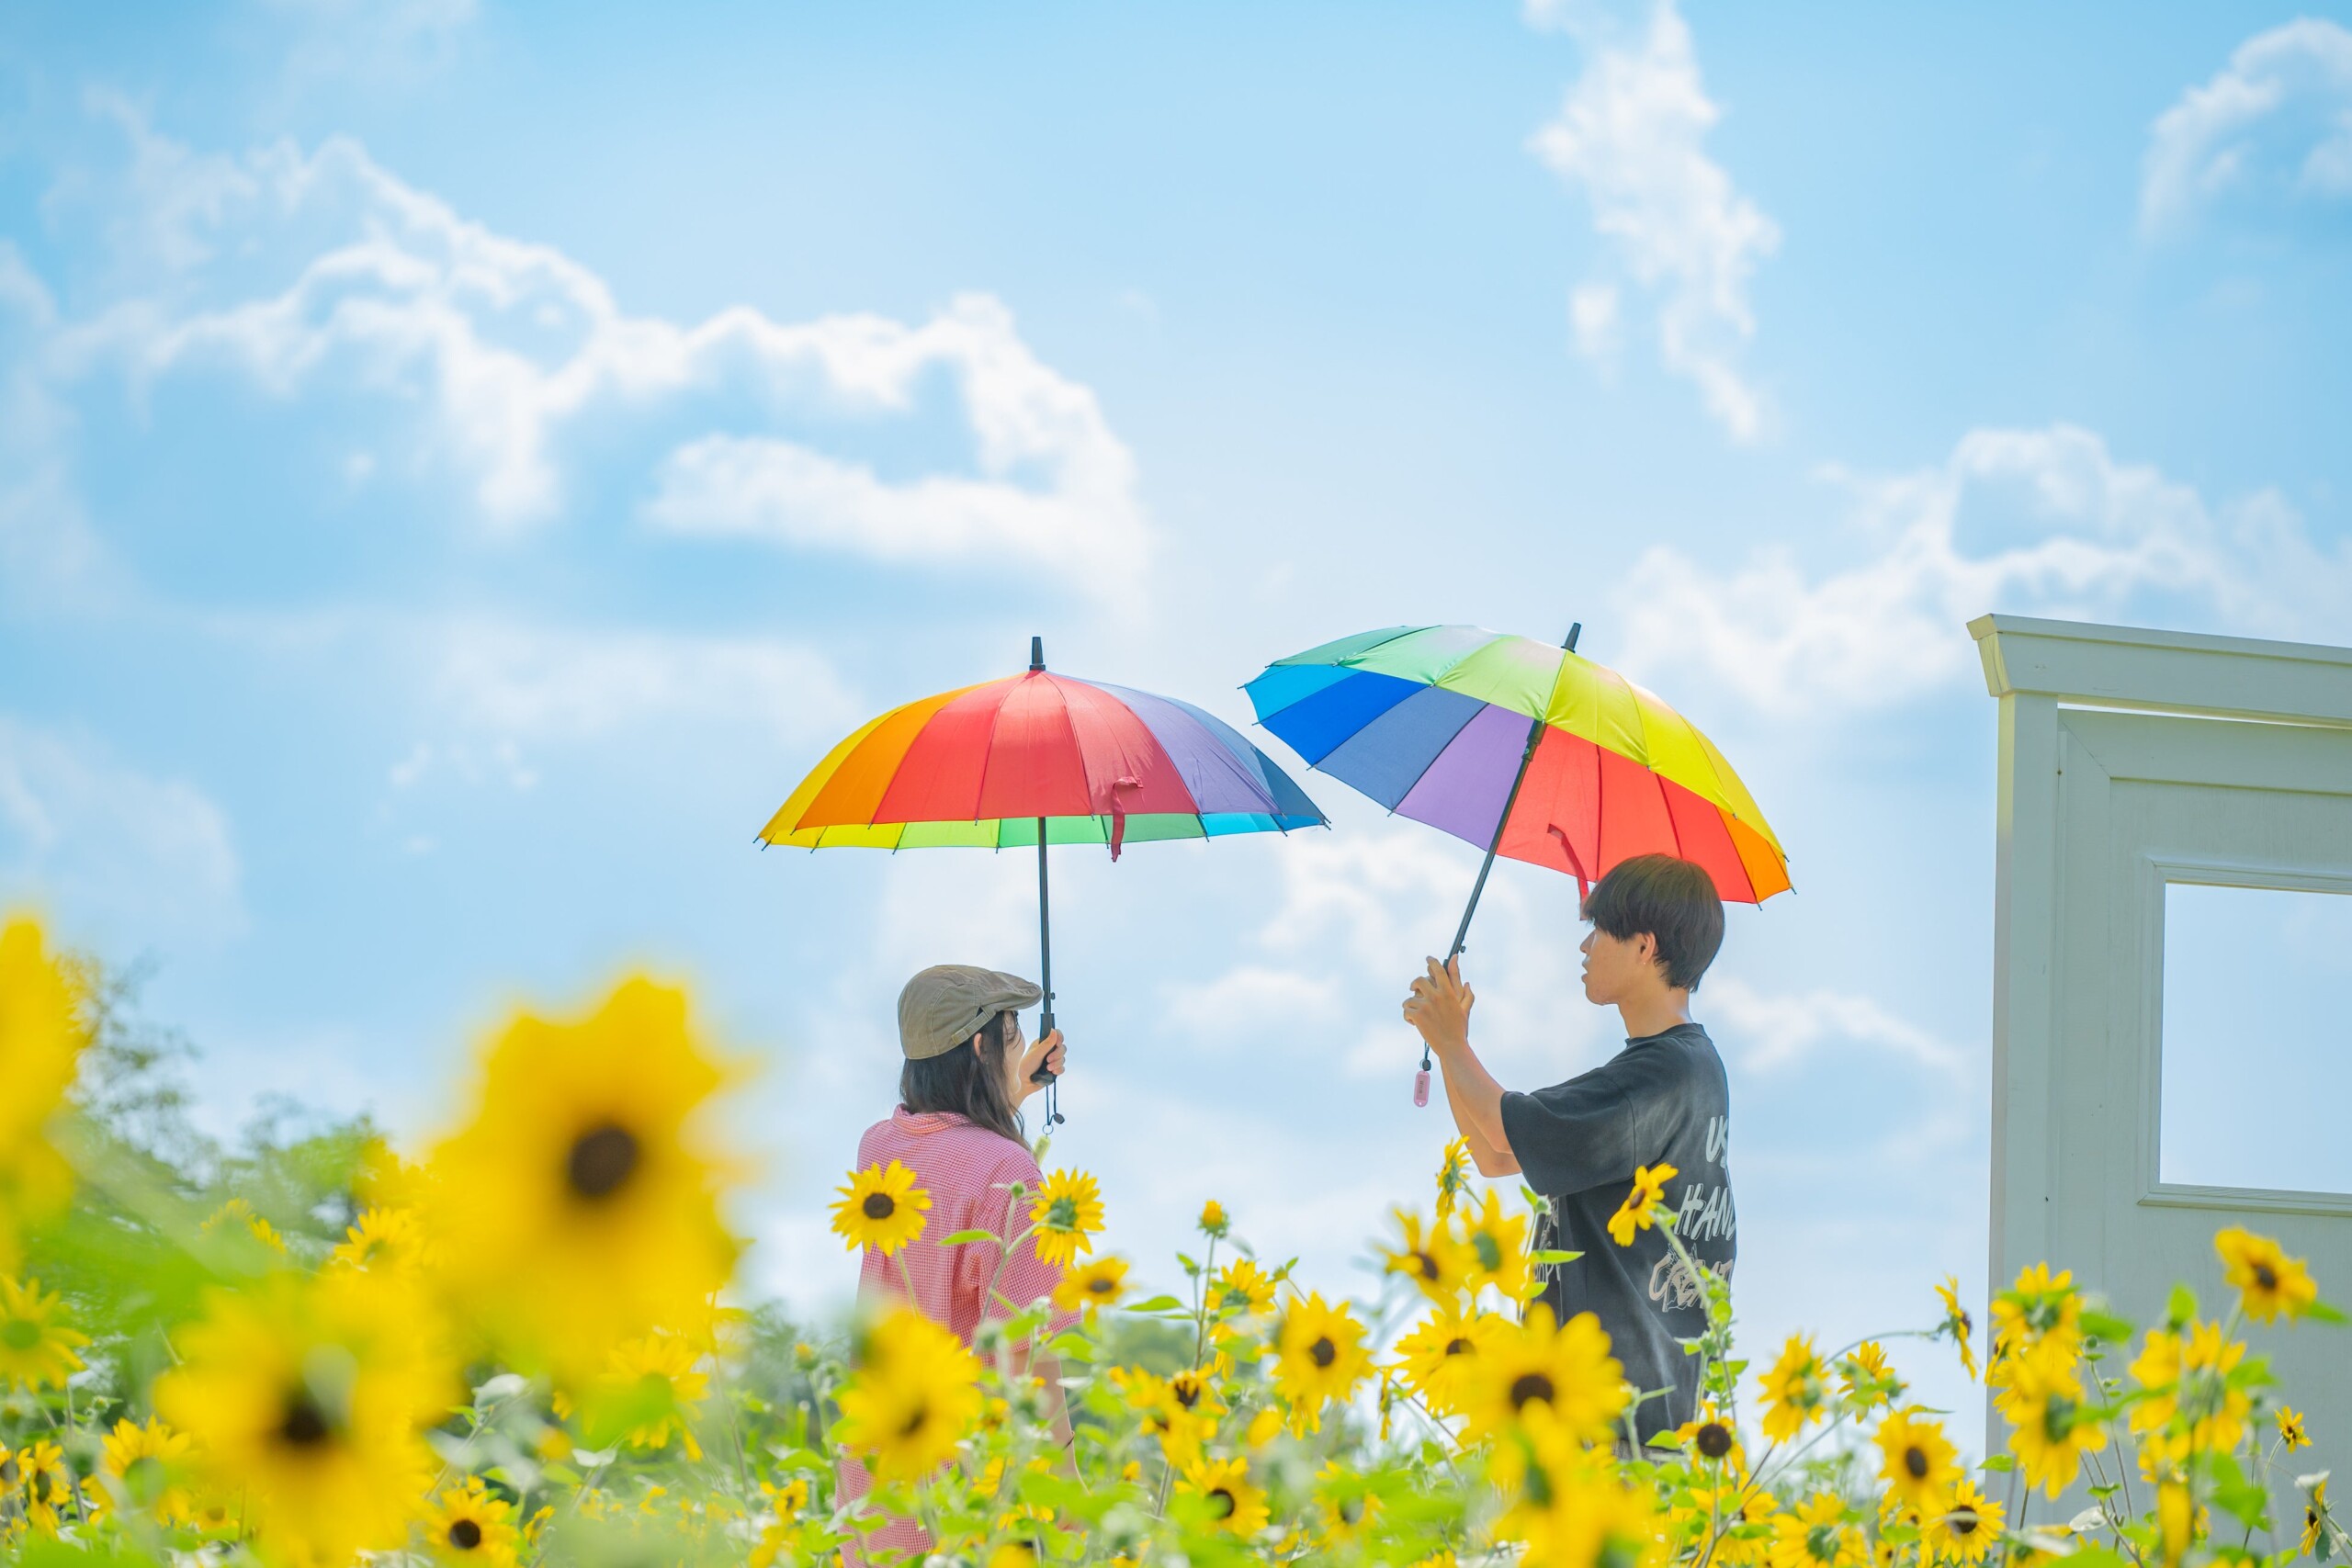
top-left (835, 1108), bottom-right (1074, 1559)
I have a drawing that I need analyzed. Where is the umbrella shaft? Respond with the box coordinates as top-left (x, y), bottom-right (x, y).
top-left (1036, 819), bottom-right (1054, 1032)
top-left (1447, 623), bottom-right (1580, 960)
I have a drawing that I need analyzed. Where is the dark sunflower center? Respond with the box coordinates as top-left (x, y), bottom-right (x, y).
top-left (448, 1518), bottom-right (484, 1550)
top-left (1696, 1421), bottom-right (1734, 1459)
top-left (567, 1123), bottom-right (640, 1201)
top-left (1951, 1506), bottom-right (1979, 1537)
top-left (1086, 1275), bottom-right (1117, 1297)
top-left (279, 1391), bottom-right (333, 1448)
top-left (1958, 1310), bottom-right (1972, 1336)
top-left (1905, 1445), bottom-right (1930, 1479)
top-left (1510, 1372), bottom-right (1555, 1409)
top-left (1208, 1486), bottom-right (1236, 1519)
top-left (1171, 1377), bottom-right (1203, 1409)
top-left (862, 1191), bottom-right (896, 1220)
top-left (1414, 1251), bottom-right (1440, 1281)
top-left (1309, 1336), bottom-right (1337, 1369)
top-left (2255, 1262), bottom-right (2278, 1291)
top-left (1, 1318), bottom-right (40, 1351)
top-left (1444, 1337), bottom-right (1475, 1358)
top-left (899, 1401), bottom-right (930, 1438)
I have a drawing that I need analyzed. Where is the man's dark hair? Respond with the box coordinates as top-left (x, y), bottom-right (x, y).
top-left (900, 1010), bottom-right (1023, 1145)
top-left (1581, 853), bottom-right (1724, 991)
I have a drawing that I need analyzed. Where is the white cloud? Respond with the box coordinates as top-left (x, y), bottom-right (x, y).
top-left (1160, 964), bottom-right (1341, 1047)
top-left (2142, 18), bottom-right (2352, 232)
top-left (1527, 0), bottom-right (1779, 441)
top-left (42, 112), bottom-right (1150, 601)
top-left (1705, 976), bottom-right (1966, 1081)
top-left (0, 717), bottom-right (243, 949)
top-left (1610, 423), bottom-right (2352, 718)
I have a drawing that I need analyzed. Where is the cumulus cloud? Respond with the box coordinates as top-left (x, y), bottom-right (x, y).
top-left (1610, 423), bottom-right (2352, 718)
top-left (39, 109), bottom-right (1149, 600)
top-left (2142, 18), bottom-right (2352, 233)
top-left (0, 717), bottom-right (243, 948)
top-left (1527, 0), bottom-right (1779, 441)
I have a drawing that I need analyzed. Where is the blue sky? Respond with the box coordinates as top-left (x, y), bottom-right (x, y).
top-left (6, 0), bottom-right (2351, 1431)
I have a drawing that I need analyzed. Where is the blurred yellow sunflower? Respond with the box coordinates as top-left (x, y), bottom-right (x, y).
top-left (1607, 1162), bottom-right (1679, 1247)
top-left (1272, 1292), bottom-right (1370, 1433)
top-left (1027, 1168), bottom-right (1105, 1269)
top-left (1769, 1492), bottom-right (1862, 1568)
top-left (427, 976), bottom-right (741, 1373)
top-left (1391, 1305), bottom-right (1496, 1417)
top-left (1179, 1456), bottom-right (1269, 1536)
top-left (1198, 1199), bottom-right (1228, 1236)
top-left (1051, 1255), bottom-right (1130, 1321)
top-left (1672, 1409), bottom-right (1747, 1474)
top-left (0, 1276), bottom-right (87, 1390)
top-left (1434, 1136), bottom-right (1474, 1218)
top-left (2306, 1479), bottom-right (2333, 1560)
top-left (0, 919), bottom-right (85, 1269)
top-left (201, 1197), bottom-right (288, 1256)
top-left (1459, 1189), bottom-right (1532, 1303)
top-left (1874, 1406), bottom-right (1959, 1516)
top-left (97, 1416), bottom-right (194, 1526)
top-left (1923, 1479), bottom-right (2003, 1565)
top-left (830, 1160), bottom-right (930, 1256)
top-left (2213, 1227), bottom-right (2319, 1324)
top-left (1935, 1276), bottom-right (1977, 1381)
top-left (1495, 1429), bottom-right (1661, 1568)
top-left (1212, 1257), bottom-right (1280, 1318)
top-left (424, 1477), bottom-right (520, 1566)
top-left (2280, 1406), bottom-right (2311, 1450)
top-left (1758, 1334), bottom-right (1829, 1442)
top-left (1999, 1343), bottom-right (2108, 1497)
top-left (594, 1332), bottom-right (709, 1458)
top-left (1838, 1341), bottom-right (1901, 1411)
top-left (1314, 1460), bottom-right (1382, 1545)
top-left (1459, 1303), bottom-right (1627, 1447)
top-left (2129, 1320), bottom-right (2248, 1451)
top-left (16, 1438), bottom-right (81, 1534)
top-left (331, 1206), bottom-right (427, 1273)
top-left (836, 1307), bottom-right (982, 1483)
top-left (1382, 1208), bottom-right (1470, 1304)
top-left (1988, 1263), bottom-right (2081, 1376)
top-left (154, 1269), bottom-right (448, 1565)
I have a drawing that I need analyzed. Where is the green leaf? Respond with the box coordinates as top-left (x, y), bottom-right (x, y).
top-left (1980, 1454), bottom-right (2018, 1473)
top-left (937, 1228), bottom-right (999, 1247)
top-left (2167, 1284), bottom-right (2198, 1326)
top-left (2081, 1307), bottom-right (2136, 1344)
top-left (2305, 1300), bottom-right (2349, 1326)
top-left (1129, 1294), bottom-right (1187, 1313)
top-left (1532, 1250), bottom-right (1584, 1266)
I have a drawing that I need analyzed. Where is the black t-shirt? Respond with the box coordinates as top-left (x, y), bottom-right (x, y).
top-left (1498, 1021), bottom-right (1736, 1445)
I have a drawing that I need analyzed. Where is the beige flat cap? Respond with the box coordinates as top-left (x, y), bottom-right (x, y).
top-left (898, 964), bottom-right (1042, 1060)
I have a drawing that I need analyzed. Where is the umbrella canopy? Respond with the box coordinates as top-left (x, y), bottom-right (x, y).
top-left (761, 660), bottom-right (1325, 855)
top-left (1243, 624), bottom-right (1789, 904)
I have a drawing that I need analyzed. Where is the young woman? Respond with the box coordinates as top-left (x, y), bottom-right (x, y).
top-left (836, 964), bottom-right (1074, 1556)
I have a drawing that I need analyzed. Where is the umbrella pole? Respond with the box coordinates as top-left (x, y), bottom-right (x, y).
top-left (1419, 623), bottom-right (1581, 1105)
top-left (1031, 817), bottom-right (1063, 1125)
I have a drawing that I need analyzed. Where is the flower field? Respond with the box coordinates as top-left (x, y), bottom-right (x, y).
top-left (0, 914), bottom-right (2343, 1566)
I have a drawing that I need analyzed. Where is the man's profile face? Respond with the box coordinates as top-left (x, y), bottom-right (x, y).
top-left (1579, 923), bottom-right (1659, 1005)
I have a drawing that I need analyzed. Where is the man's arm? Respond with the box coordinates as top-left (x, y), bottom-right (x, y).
top-left (1404, 956), bottom-right (1520, 1177)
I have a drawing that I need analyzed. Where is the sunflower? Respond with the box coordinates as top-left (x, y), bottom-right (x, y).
top-left (1758, 1334), bottom-right (1829, 1441)
top-left (1769, 1492), bottom-right (1863, 1568)
top-left (1392, 1306), bottom-right (1498, 1416)
top-left (1314, 1460), bottom-right (1383, 1545)
top-left (427, 976), bottom-right (741, 1373)
top-left (1838, 1341), bottom-right (1902, 1412)
top-left (201, 1197), bottom-right (289, 1256)
top-left (1495, 1431), bottom-right (1662, 1568)
top-left (2279, 1406), bottom-right (2311, 1450)
top-left (1988, 1263), bottom-right (2081, 1377)
top-left (1212, 1258), bottom-right (1280, 1318)
top-left (1435, 1136), bottom-right (1474, 1217)
top-left (1923, 1481), bottom-right (2003, 1566)
top-left (1998, 1342), bottom-right (2109, 1498)
top-left (1874, 1406), bottom-right (1959, 1516)
top-left (96, 1416), bottom-right (194, 1526)
top-left (424, 1477), bottom-right (520, 1567)
top-left (2213, 1227), bottom-right (2319, 1324)
top-left (154, 1269), bottom-right (448, 1565)
top-left (1459, 1189), bottom-right (1533, 1303)
top-left (1027, 1168), bottom-right (1105, 1269)
top-left (2305, 1478), bottom-right (2333, 1561)
top-left (1178, 1457), bottom-right (1270, 1537)
top-left (0, 919), bottom-right (85, 1269)
top-left (1459, 1303), bottom-right (1627, 1446)
top-left (830, 1160), bottom-right (931, 1257)
top-left (1935, 1277), bottom-right (1978, 1381)
top-left (2127, 1320), bottom-right (2248, 1452)
top-left (1607, 1162), bottom-right (1679, 1247)
top-left (1051, 1255), bottom-right (1130, 1321)
top-left (1382, 1209), bottom-right (1471, 1304)
top-left (1199, 1200), bottom-right (1229, 1237)
top-left (331, 1206), bottom-right (428, 1273)
top-left (836, 1307), bottom-right (982, 1483)
top-left (0, 1276), bottom-right (87, 1390)
top-left (17, 1438), bottom-right (82, 1534)
top-left (1272, 1292), bottom-right (1370, 1432)
top-left (1671, 1409), bottom-right (1747, 1474)
top-left (592, 1333), bottom-right (709, 1458)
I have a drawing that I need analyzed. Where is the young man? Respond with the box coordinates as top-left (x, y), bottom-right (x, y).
top-left (1403, 852), bottom-right (1736, 1446)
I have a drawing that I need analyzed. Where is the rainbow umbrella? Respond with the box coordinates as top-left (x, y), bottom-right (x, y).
top-left (762, 637), bottom-right (1326, 1120)
top-left (1244, 624), bottom-right (1788, 1097)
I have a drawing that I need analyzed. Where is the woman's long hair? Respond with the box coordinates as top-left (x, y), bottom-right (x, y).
top-left (899, 1010), bottom-right (1023, 1145)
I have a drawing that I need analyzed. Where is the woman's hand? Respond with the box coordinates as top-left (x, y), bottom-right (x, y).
top-left (1015, 1028), bottom-right (1066, 1102)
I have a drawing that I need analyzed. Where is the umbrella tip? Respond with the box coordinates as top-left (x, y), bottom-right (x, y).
top-left (1030, 635), bottom-right (1046, 671)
